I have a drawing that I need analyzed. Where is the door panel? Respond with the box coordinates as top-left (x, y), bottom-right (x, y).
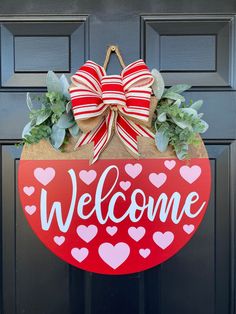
top-left (0, 4), bottom-right (235, 314)
top-left (0, 17), bottom-right (88, 87)
top-left (141, 15), bottom-right (234, 88)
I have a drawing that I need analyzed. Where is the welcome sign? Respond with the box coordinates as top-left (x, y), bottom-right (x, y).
top-left (18, 52), bottom-right (211, 274)
top-left (18, 157), bottom-right (211, 275)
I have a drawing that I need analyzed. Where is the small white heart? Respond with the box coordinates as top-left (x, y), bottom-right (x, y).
top-left (183, 224), bottom-right (195, 234)
top-left (25, 205), bottom-right (36, 215)
top-left (23, 186), bottom-right (35, 196)
top-left (119, 181), bottom-right (131, 191)
top-left (54, 236), bottom-right (65, 246)
top-left (164, 160), bottom-right (176, 170)
top-left (139, 248), bottom-right (151, 258)
top-left (106, 226), bottom-right (118, 236)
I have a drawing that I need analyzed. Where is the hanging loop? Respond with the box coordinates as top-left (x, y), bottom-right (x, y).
top-left (103, 45), bottom-right (126, 70)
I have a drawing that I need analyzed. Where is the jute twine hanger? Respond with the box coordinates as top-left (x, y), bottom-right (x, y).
top-left (103, 44), bottom-right (155, 96)
top-left (103, 45), bottom-right (126, 70)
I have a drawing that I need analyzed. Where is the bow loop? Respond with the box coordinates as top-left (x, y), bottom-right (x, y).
top-left (70, 61), bottom-right (107, 123)
top-left (121, 59), bottom-right (154, 90)
top-left (71, 60), bottom-right (105, 93)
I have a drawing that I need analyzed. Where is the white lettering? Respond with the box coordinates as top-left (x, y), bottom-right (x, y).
top-left (39, 165), bottom-right (206, 232)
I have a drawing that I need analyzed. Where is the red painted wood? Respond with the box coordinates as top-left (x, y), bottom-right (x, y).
top-left (18, 158), bottom-right (211, 274)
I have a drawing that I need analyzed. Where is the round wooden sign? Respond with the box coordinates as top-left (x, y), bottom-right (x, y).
top-left (18, 136), bottom-right (211, 274)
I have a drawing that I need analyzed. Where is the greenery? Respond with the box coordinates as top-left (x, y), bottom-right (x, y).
top-left (21, 71), bottom-right (80, 150)
top-left (152, 69), bottom-right (208, 159)
top-left (20, 68), bottom-right (208, 160)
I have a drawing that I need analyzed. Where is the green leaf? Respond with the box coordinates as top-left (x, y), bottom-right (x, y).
top-left (151, 69), bottom-right (165, 99)
top-left (60, 74), bottom-right (70, 100)
top-left (162, 91), bottom-right (185, 102)
top-left (66, 101), bottom-right (72, 113)
top-left (198, 120), bottom-right (209, 134)
top-left (180, 107), bottom-right (198, 117)
top-left (198, 113), bottom-right (204, 118)
top-left (50, 125), bottom-right (66, 149)
top-left (173, 99), bottom-right (181, 107)
top-left (22, 125), bottom-right (51, 144)
top-left (35, 109), bottom-right (51, 125)
top-left (69, 123), bottom-right (80, 137)
top-left (26, 92), bottom-right (33, 111)
top-left (46, 71), bottom-right (63, 95)
top-left (190, 100), bottom-right (203, 111)
top-left (155, 130), bottom-right (169, 152)
top-left (175, 144), bottom-right (188, 160)
top-left (51, 100), bottom-right (66, 114)
top-left (167, 84), bottom-right (191, 94)
top-left (157, 112), bottom-right (167, 122)
top-left (22, 121), bottom-right (33, 138)
top-left (56, 112), bottom-right (75, 129)
top-left (171, 116), bottom-right (193, 130)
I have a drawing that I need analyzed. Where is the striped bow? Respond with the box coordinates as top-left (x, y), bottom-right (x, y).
top-left (69, 59), bottom-right (155, 163)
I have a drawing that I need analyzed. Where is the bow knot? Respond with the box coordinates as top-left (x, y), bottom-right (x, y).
top-left (69, 59), bottom-right (155, 163)
top-left (101, 75), bottom-right (126, 107)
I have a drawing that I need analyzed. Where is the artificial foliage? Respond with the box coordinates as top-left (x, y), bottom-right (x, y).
top-left (21, 71), bottom-right (80, 150)
top-left (151, 69), bottom-right (208, 159)
top-left (21, 69), bottom-right (209, 160)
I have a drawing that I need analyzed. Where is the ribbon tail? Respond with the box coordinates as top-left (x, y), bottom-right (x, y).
top-left (115, 114), bottom-right (154, 158)
top-left (75, 110), bottom-right (115, 164)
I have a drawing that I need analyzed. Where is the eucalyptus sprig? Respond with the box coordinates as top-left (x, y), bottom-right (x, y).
top-left (152, 70), bottom-right (208, 159)
top-left (21, 71), bottom-right (80, 150)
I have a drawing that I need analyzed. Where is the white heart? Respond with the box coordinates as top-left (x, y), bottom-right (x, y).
top-left (119, 181), bottom-right (131, 191)
top-left (23, 186), bottom-right (35, 196)
top-left (164, 160), bottom-right (176, 170)
top-left (54, 236), bottom-right (65, 246)
top-left (71, 247), bottom-right (89, 263)
top-left (180, 165), bottom-right (201, 184)
top-left (139, 248), bottom-right (151, 258)
top-left (149, 173), bottom-right (167, 188)
top-left (106, 226), bottom-right (118, 236)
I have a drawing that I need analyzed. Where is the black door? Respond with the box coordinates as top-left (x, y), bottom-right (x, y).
top-left (0, 1), bottom-right (235, 314)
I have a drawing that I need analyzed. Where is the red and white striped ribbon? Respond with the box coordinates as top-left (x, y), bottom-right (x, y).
top-left (69, 59), bottom-right (154, 163)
